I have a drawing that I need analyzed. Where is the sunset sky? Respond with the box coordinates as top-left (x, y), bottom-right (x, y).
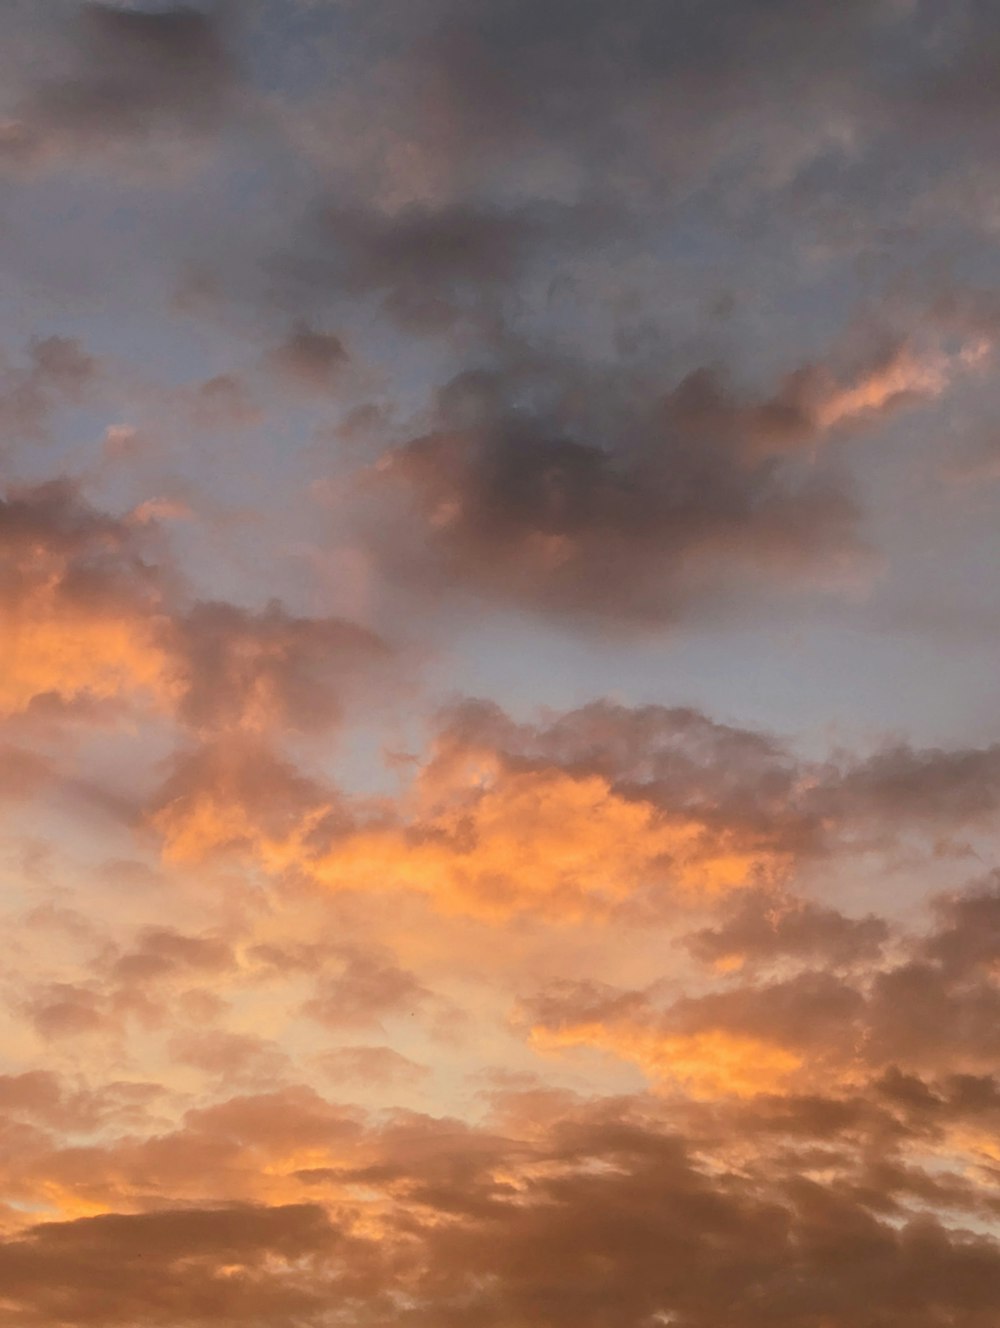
top-left (4, 2), bottom-right (1000, 1325)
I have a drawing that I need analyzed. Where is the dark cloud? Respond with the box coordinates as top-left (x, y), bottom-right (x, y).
top-left (188, 373), bottom-right (262, 430)
top-left (366, 365), bottom-right (862, 627)
top-left (6, 8), bottom-right (1000, 1328)
top-left (3, 1074), bottom-right (1000, 1326)
top-left (685, 888), bottom-right (890, 971)
top-left (366, 0), bottom-right (888, 191)
top-left (820, 741), bottom-right (1000, 831)
top-left (169, 599), bottom-right (390, 734)
top-left (525, 871), bottom-right (1000, 1086)
top-left (315, 1045), bottom-right (429, 1088)
top-left (0, 476), bottom-right (155, 607)
top-left (269, 321), bottom-right (348, 393)
top-left (1, 4), bottom-right (240, 169)
top-left (921, 879), bottom-right (1000, 977)
top-left (274, 201), bottom-right (610, 334)
top-left (0, 1203), bottom-right (360, 1327)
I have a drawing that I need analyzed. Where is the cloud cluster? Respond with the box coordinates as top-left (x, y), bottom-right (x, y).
top-left (5, 4), bottom-right (1000, 1326)
top-left (0, 477), bottom-right (388, 733)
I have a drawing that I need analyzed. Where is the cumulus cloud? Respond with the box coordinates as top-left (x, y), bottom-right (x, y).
top-left (361, 360), bottom-right (867, 628)
top-left (140, 697), bottom-right (1000, 927)
top-left (143, 701), bottom-right (812, 915)
top-left (268, 322), bottom-right (349, 394)
top-left (524, 875), bottom-right (1000, 1096)
top-left (0, 478), bottom-right (390, 731)
top-left (0, 478), bottom-right (170, 718)
top-left (2, 1080), bottom-right (1000, 1326)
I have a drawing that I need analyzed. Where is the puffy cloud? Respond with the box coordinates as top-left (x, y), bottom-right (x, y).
top-left (142, 698), bottom-right (1000, 925)
top-left (357, 299), bottom-right (998, 628)
top-left (268, 322), bottom-right (349, 394)
top-left (276, 200), bottom-right (609, 333)
top-left (523, 874), bottom-right (1000, 1096)
top-left (145, 702), bottom-right (807, 916)
top-left (168, 600), bottom-right (389, 735)
top-left (0, 479), bottom-right (170, 717)
top-left (685, 887), bottom-right (889, 972)
top-left (0, 478), bottom-right (390, 731)
top-left (6, 6), bottom-right (1000, 1325)
top-left (109, 927), bottom-right (235, 986)
top-left (166, 1030), bottom-right (291, 1086)
top-left (365, 367), bottom-right (864, 628)
top-left (21, 983), bottom-right (111, 1041)
top-left (147, 736), bottom-right (337, 866)
top-left (5, 1084), bottom-right (1000, 1327)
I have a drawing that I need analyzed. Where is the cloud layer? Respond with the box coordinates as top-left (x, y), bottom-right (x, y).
top-left (4, 3), bottom-right (1000, 1326)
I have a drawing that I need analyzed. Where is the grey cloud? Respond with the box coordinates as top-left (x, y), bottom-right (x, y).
top-left (0, 337), bottom-right (100, 447)
top-left (269, 322), bottom-right (349, 393)
top-left (169, 599), bottom-right (390, 734)
top-left (366, 366), bottom-right (862, 628)
top-left (685, 888), bottom-right (890, 971)
top-left (1, 4), bottom-right (240, 169)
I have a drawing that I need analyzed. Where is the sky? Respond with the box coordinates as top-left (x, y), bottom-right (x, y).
top-left (3, 1), bottom-right (1000, 1324)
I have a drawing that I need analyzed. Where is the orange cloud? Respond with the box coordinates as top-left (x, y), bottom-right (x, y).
top-left (532, 1020), bottom-right (803, 1098)
top-left (149, 740), bottom-right (789, 918)
top-left (810, 336), bottom-right (990, 434)
top-left (1, 608), bottom-right (172, 717)
top-left (310, 765), bottom-right (786, 917)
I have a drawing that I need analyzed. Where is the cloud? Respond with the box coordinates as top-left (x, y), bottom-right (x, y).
top-left (0, 478), bottom-right (172, 718)
top-left (0, 336), bottom-right (99, 445)
top-left (0, 1203), bottom-right (358, 1326)
top-left (108, 927), bottom-right (235, 985)
top-left (142, 697), bottom-right (1000, 922)
top-left (168, 600), bottom-right (389, 735)
top-left (523, 874), bottom-right (1000, 1096)
top-left (315, 1045), bottom-right (429, 1088)
top-left (268, 322), bottom-right (349, 394)
top-left (147, 736), bottom-right (338, 866)
top-left (362, 359), bottom-right (870, 628)
top-left (2, 1069), bottom-right (1000, 1325)
top-left (300, 948), bottom-right (428, 1030)
top-left (145, 701), bottom-right (805, 916)
top-left (355, 296), bottom-right (998, 629)
top-left (0, 478), bottom-right (390, 731)
top-left (685, 887), bottom-right (889, 973)
top-left (167, 1030), bottom-right (291, 1086)
top-left (0, 3), bottom-right (241, 171)
top-left (6, 7), bottom-right (1000, 1325)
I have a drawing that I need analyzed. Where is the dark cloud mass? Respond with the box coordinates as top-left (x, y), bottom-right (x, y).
top-left (368, 369), bottom-right (862, 626)
top-left (0, 3), bottom-right (238, 168)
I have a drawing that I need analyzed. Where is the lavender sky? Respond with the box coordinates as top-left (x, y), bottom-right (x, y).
top-left (3, 3), bottom-right (1000, 1325)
